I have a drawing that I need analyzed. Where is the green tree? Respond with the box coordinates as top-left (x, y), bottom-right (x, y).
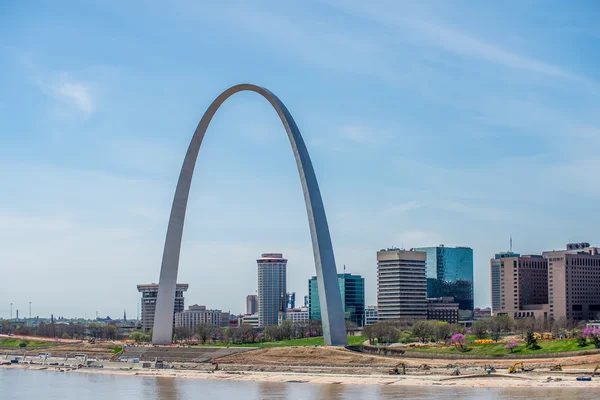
top-left (19, 340), bottom-right (29, 348)
top-left (411, 320), bottom-right (434, 343)
top-left (525, 330), bottom-right (540, 350)
top-left (434, 322), bottom-right (452, 342)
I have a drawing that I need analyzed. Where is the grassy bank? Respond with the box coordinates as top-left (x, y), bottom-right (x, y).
top-left (406, 339), bottom-right (597, 356)
top-left (191, 336), bottom-right (366, 348)
top-left (0, 338), bottom-right (53, 348)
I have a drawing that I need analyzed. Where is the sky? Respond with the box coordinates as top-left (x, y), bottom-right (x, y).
top-left (1, 0), bottom-right (599, 319)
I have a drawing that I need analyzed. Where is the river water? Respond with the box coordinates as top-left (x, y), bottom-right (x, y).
top-left (0, 369), bottom-right (592, 399)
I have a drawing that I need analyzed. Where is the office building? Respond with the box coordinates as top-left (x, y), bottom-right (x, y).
top-left (309, 273), bottom-right (365, 326)
top-left (137, 283), bottom-right (188, 333)
top-left (285, 307), bottom-right (309, 324)
top-left (257, 253), bottom-right (287, 327)
top-left (543, 243), bottom-right (600, 320)
top-left (490, 254), bottom-right (548, 319)
top-left (490, 251), bottom-right (520, 312)
top-left (286, 292), bottom-right (296, 309)
top-left (413, 245), bottom-right (474, 319)
top-left (473, 307), bottom-right (492, 320)
top-left (239, 314), bottom-right (259, 327)
top-left (174, 305), bottom-right (229, 328)
top-left (377, 248), bottom-right (427, 320)
top-left (364, 306), bottom-right (378, 325)
top-left (246, 295), bottom-right (258, 315)
top-left (304, 295), bottom-right (309, 307)
top-left (427, 297), bottom-right (459, 323)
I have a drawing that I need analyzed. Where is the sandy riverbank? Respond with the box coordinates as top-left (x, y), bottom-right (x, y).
top-left (4, 363), bottom-right (600, 389)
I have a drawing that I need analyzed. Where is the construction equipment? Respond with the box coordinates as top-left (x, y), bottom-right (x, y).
top-left (88, 338), bottom-right (95, 344)
top-left (593, 365), bottom-right (599, 376)
top-left (509, 361), bottom-right (534, 373)
top-left (419, 364), bottom-right (431, 371)
top-left (388, 362), bottom-right (406, 375)
top-left (451, 368), bottom-right (461, 376)
top-left (508, 362), bottom-right (523, 373)
top-left (550, 365), bottom-right (563, 372)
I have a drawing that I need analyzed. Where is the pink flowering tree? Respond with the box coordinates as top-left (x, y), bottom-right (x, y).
top-left (582, 327), bottom-right (600, 348)
top-left (451, 333), bottom-right (466, 351)
top-left (504, 340), bottom-right (518, 353)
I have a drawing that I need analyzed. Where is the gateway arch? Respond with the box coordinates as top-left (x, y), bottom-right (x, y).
top-left (152, 84), bottom-right (347, 346)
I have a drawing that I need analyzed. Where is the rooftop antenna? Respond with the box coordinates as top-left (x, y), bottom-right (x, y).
top-left (510, 235), bottom-right (513, 252)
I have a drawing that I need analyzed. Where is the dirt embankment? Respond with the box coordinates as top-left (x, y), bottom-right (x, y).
top-left (4, 342), bottom-right (119, 360)
top-left (216, 347), bottom-right (398, 366)
top-left (215, 346), bottom-right (600, 371)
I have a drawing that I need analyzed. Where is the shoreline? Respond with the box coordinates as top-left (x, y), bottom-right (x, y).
top-left (4, 364), bottom-right (600, 388)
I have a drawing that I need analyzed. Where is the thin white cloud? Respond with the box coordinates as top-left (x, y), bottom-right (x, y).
top-left (323, 0), bottom-right (587, 82)
top-left (383, 201), bottom-right (421, 216)
top-left (413, 20), bottom-right (577, 80)
top-left (51, 77), bottom-right (94, 116)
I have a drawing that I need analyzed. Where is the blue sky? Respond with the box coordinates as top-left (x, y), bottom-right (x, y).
top-left (1, 0), bottom-right (599, 318)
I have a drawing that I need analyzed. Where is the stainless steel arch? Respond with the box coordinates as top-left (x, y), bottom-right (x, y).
top-left (152, 84), bottom-right (347, 346)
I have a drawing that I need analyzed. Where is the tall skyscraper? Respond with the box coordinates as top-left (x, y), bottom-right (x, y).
top-left (413, 245), bottom-right (474, 319)
top-left (377, 248), bottom-right (427, 320)
top-left (257, 253), bottom-right (287, 327)
top-left (137, 283), bottom-right (188, 333)
top-left (309, 273), bottom-right (365, 326)
top-left (246, 295), bottom-right (258, 315)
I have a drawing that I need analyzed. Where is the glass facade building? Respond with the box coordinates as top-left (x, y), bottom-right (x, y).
top-left (308, 273), bottom-right (365, 326)
top-left (413, 246), bottom-right (474, 318)
top-left (257, 253), bottom-right (287, 327)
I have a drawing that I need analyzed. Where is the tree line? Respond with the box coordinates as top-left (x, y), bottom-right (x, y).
top-left (0, 320), bottom-right (120, 340)
top-left (362, 315), bottom-right (590, 345)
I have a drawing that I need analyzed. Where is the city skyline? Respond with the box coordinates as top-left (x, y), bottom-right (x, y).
top-left (1, 1), bottom-right (599, 318)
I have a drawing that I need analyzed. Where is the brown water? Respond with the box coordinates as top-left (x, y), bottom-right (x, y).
top-left (0, 369), bottom-right (592, 399)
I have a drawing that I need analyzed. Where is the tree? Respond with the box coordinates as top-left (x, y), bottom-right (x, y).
top-left (551, 317), bottom-right (568, 339)
top-left (490, 315), bottom-right (512, 342)
top-left (514, 318), bottom-right (535, 339)
top-left (345, 321), bottom-right (359, 336)
top-left (566, 319), bottom-right (584, 338)
top-left (398, 330), bottom-right (417, 344)
top-left (582, 327), bottom-right (600, 348)
top-left (451, 333), bottom-right (466, 351)
top-left (525, 330), bottom-right (540, 350)
top-left (434, 322), bottom-right (452, 342)
top-left (104, 324), bottom-right (118, 340)
top-left (279, 320), bottom-right (294, 340)
top-left (308, 320), bottom-right (323, 337)
top-left (472, 319), bottom-right (489, 339)
top-left (237, 324), bottom-right (254, 343)
top-left (195, 324), bottom-right (214, 344)
top-left (504, 341), bottom-right (518, 353)
top-left (265, 325), bottom-right (282, 342)
top-left (19, 340), bottom-right (29, 348)
top-left (61, 332), bottom-right (70, 339)
top-left (411, 321), bottom-right (435, 343)
top-left (362, 324), bottom-right (377, 345)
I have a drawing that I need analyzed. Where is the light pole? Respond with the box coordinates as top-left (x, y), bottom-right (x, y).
top-left (9, 303), bottom-right (12, 320)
